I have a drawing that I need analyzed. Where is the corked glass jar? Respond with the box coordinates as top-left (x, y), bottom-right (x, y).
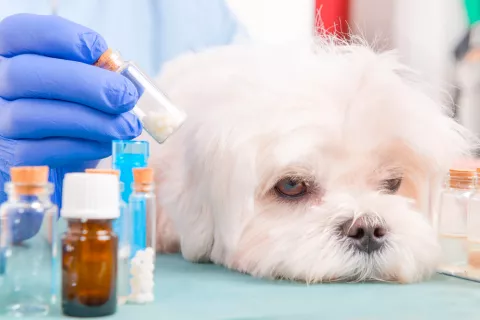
top-left (437, 169), bottom-right (476, 275)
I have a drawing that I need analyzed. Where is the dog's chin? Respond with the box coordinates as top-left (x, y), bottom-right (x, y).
top-left (226, 194), bottom-right (441, 284)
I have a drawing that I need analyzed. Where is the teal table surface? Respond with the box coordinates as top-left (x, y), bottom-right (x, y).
top-left (14, 254), bottom-right (480, 320)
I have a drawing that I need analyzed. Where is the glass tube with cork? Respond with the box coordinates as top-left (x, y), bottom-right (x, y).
top-left (128, 168), bottom-right (156, 304)
top-left (0, 166), bottom-right (58, 317)
top-left (437, 169), bottom-right (475, 275)
top-left (94, 49), bottom-right (187, 144)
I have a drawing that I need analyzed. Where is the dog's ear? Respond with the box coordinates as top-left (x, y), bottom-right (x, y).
top-left (148, 135), bottom-right (215, 262)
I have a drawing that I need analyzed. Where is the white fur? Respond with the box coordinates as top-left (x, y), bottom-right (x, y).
top-left (144, 38), bottom-right (473, 283)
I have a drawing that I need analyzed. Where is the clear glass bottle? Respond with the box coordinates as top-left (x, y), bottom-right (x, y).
top-left (60, 173), bottom-right (120, 317)
top-left (128, 168), bottom-right (156, 304)
top-left (0, 166), bottom-right (58, 317)
top-left (85, 169), bottom-right (130, 305)
top-left (437, 169), bottom-right (476, 275)
top-left (95, 49), bottom-right (187, 144)
top-left (467, 167), bottom-right (480, 276)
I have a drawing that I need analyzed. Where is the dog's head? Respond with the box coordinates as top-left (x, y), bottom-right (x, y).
top-left (154, 39), bottom-right (472, 283)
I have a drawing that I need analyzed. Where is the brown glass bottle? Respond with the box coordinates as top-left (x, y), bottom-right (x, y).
top-left (61, 219), bottom-right (118, 317)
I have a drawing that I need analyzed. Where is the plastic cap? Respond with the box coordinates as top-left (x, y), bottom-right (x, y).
top-left (10, 166), bottom-right (49, 195)
top-left (85, 169), bottom-right (120, 177)
top-left (61, 173), bottom-right (120, 220)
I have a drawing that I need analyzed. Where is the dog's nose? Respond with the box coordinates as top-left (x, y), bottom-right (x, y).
top-left (342, 217), bottom-right (387, 254)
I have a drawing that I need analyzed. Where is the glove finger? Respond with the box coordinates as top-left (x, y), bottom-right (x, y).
top-left (0, 13), bottom-right (107, 63)
top-left (3, 137), bottom-right (112, 167)
top-left (0, 98), bottom-right (142, 141)
top-left (0, 54), bottom-right (138, 114)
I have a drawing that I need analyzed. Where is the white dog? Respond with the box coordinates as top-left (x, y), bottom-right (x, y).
top-left (146, 38), bottom-right (471, 283)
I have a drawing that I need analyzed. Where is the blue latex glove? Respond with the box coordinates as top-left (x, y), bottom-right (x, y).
top-left (0, 14), bottom-right (142, 206)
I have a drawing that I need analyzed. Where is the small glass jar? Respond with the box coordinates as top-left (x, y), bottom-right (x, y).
top-left (95, 49), bottom-right (187, 144)
top-left (128, 168), bottom-right (156, 304)
top-left (0, 166), bottom-right (58, 317)
top-left (437, 169), bottom-right (476, 275)
top-left (60, 173), bottom-right (120, 317)
top-left (467, 168), bottom-right (480, 275)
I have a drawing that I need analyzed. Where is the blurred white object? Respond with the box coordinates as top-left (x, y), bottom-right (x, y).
top-left (226, 0), bottom-right (315, 45)
top-left (392, 0), bottom-right (467, 103)
top-left (457, 24), bottom-right (480, 144)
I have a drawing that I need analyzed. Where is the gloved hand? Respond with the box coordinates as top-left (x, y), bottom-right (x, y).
top-left (0, 14), bottom-right (142, 206)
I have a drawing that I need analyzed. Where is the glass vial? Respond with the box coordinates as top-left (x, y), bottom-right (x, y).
top-left (468, 168), bottom-right (480, 274)
top-left (112, 140), bottom-right (149, 204)
top-left (128, 168), bottom-right (156, 304)
top-left (0, 166), bottom-right (58, 317)
top-left (60, 173), bottom-right (120, 317)
top-left (95, 49), bottom-right (187, 144)
top-left (437, 169), bottom-right (475, 275)
top-left (85, 169), bottom-right (130, 305)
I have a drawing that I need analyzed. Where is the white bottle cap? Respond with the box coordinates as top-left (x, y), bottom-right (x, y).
top-left (61, 172), bottom-right (120, 219)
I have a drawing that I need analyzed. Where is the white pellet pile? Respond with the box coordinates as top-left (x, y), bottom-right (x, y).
top-left (143, 111), bottom-right (184, 143)
top-left (128, 247), bottom-right (155, 304)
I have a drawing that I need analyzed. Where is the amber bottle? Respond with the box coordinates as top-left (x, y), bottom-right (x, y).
top-left (60, 173), bottom-right (121, 317)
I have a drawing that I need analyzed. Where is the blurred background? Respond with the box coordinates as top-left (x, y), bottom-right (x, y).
top-left (228, 0), bottom-right (480, 154)
top-left (1, 0), bottom-right (478, 147)
top-left (228, 0), bottom-right (470, 103)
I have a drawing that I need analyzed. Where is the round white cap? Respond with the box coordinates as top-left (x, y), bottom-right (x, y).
top-left (61, 172), bottom-right (120, 219)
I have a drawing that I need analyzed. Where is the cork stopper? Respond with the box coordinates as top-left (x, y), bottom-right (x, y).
top-left (85, 169), bottom-right (120, 177)
top-left (93, 48), bottom-right (123, 72)
top-left (10, 166), bottom-right (49, 195)
top-left (449, 169), bottom-right (475, 188)
top-left (133, 168), bottom-right (154, 192)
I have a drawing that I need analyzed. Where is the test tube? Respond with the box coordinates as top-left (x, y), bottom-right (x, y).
top-left (94, 49), bottom-right (187, 144)
top-left (128, 168), bottom-right (156, 304)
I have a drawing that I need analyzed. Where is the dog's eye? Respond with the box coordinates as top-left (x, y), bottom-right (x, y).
top-left (274, 178), bottom-right (308, 198)
top-left (381, 177), bottom-right (402, 194)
